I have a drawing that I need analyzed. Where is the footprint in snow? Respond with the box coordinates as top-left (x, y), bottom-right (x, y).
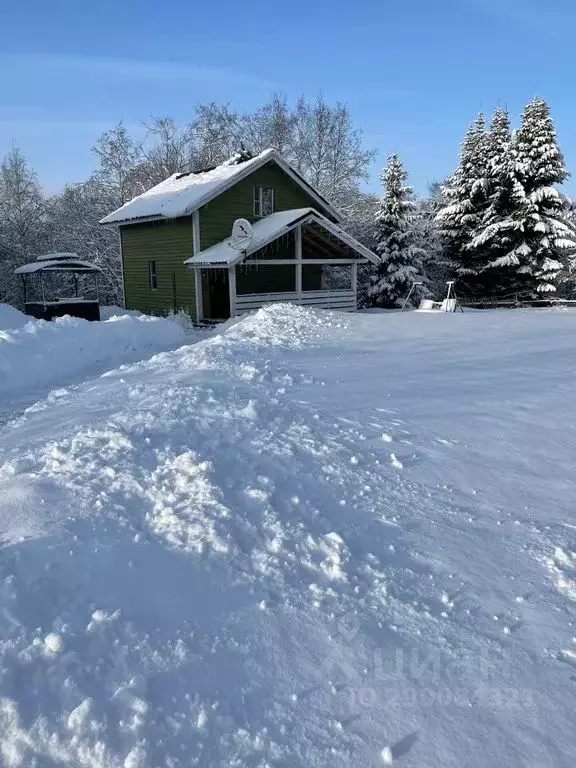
top-left (381, 732), bottom-right (419, 764)
top-left (435, 438), bottom-right (456, 446)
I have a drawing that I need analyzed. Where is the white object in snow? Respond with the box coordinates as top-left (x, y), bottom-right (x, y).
top-left (381, 746), bottom-right (394, 764)
top-left (418, 281), bottom-right (460, 313)
top-left (230, 218), bottom-right (254, 250)
top-left (418, 298), bottom-right (457, 312)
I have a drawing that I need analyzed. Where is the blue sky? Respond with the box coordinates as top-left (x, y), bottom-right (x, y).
top-left (1, 0), bottom-right (576, 196)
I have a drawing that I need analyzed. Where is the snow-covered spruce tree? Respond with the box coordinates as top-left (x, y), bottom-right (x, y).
top-left (435, 113), bottom-right (491, 292)
top-left (463, 107), bottom-right (517, 295)
top-left (472, 97), bottom-right (576, 294)
top-left (412, 190), bottom-right (450, 299)
top-left (559, 199), bottom-right (576, 295)
top-left (369, 154), bottom-right (427, 308)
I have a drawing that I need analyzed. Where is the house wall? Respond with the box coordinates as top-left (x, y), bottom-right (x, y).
top-left (118, 161), bottom-right (342, 317)
top-left (120, 217), bottom-right (196, 316)
top-left (199, 163), bottom-right (320, 250)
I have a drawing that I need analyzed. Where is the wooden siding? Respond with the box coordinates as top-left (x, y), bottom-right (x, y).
top-left (121, 218), bottom-right (196, 316)
top-left (199, 163), bottom-right (323, 251)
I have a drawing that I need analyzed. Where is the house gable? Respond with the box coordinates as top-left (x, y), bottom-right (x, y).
top-left (199, 162), bottom-right (329, 251)
top-left (100, 149), bottom-right (341, 227)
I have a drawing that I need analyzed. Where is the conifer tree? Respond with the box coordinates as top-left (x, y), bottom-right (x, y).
top-left (435, 114), bottom-right (490, 287)
top-left (465, 107), bottom-right (515, 294)
top-left (369, 154), bottom-right (427, 308)
top-left (473, 97), bottom-right (576, 294)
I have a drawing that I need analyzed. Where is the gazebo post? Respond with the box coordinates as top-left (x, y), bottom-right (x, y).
top-left (21, 275), bottom-right (27, 304)
top-left (73, 273), bottom-right (79, 297)
top-left (40, 272), bottom-right (46, 305)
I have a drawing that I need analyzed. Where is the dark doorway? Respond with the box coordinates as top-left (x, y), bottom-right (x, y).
top-left (201, 270), bottom-right (230, 320)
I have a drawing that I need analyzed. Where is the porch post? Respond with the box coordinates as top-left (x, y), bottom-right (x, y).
top-left (352, 263), bottom-right (358, 310)
top-left (192, 210), bottom-right (203, 323)
top-left (228, 265), bottom-right (237, 317)
top-left (295, 224), bottom-right (303, 301)
top-left (194, 270), bottom-right (203, 323)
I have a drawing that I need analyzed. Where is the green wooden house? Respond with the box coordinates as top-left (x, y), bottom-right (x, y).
top-left (100, 149), bottom-right (379, 322)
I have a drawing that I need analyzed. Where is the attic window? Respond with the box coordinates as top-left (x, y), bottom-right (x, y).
top-left (254, 186), bottom-right (274, 217)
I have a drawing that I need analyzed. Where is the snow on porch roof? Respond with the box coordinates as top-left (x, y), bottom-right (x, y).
top-left (184, 208), bottom-right (379, 267)
top-left (99, 149), bottom-right (341, 225)
top-left (185, 209), bottom-right (313, 266)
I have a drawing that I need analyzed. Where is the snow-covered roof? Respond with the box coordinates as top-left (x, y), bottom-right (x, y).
top-left (184, 208), bottom-right (379, 267)
top-left (14, 258), bottom-right (103, 275)
top-left (185, 209), bottom-right (313, 266)
top-left (35, 252), bottom-right (79, 262)
top-left (100, 149), bottom-right (341, 225)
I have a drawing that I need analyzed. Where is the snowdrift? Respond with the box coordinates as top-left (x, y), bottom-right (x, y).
top-left (0, 304), bottom-right (575, 767)
top-left (0, 304), bottom-right (28, 331)
top-left (0, 312), bottom-right (191, 400)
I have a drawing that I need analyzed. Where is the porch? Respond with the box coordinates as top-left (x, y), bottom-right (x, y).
top-left (185, 208), bottom-right (377, 322)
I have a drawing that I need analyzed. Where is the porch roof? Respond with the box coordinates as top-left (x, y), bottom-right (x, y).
top-left (184, 208), bottom-right (379, 268)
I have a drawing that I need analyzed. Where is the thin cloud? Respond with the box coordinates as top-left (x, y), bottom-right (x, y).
top-left (0, 53), bottom-right (276, 91)
top-left (463, 0), bottom-right (573, 31)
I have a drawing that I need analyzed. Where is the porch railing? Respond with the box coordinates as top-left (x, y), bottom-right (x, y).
top-left (233, 289), bottom-right (356, 315)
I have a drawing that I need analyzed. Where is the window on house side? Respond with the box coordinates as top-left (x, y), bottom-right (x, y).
top-left (149, 260), bottom-right (158, 290)
top-left (254, 186), bottom-right (274, 217)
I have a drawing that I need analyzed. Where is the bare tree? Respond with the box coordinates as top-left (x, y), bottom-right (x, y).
top-left (91, 122), bottom-right (143, 207)
top-left (191, 103), bottom-right (242, 169)
top-left (48, 180), bottom-right (123, 305)
top-left (288, 96), bottom-right (376, 207)
top-left (139, 116), bottom-right (196, 185)
top-left (0, 148), bottom-right (49, 304)
top-left (240, 93), bottom-right (295, 155)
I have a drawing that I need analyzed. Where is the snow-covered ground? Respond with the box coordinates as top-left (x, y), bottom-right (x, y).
top-left (0, 304), bottom-right (575, 767)
top-left (0, 304), bottom-right (29, 331)
top-left (0, 305), bottom-right (201, 422)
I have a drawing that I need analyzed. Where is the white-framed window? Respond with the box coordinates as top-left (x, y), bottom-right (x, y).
top-left (253, 186), bottom-right (274, 217)
top-left (149, 260), bottom-right (158, 290)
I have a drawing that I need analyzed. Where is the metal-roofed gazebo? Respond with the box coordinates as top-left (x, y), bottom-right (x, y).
top-left (14, 253), bottom-right (103, 321)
